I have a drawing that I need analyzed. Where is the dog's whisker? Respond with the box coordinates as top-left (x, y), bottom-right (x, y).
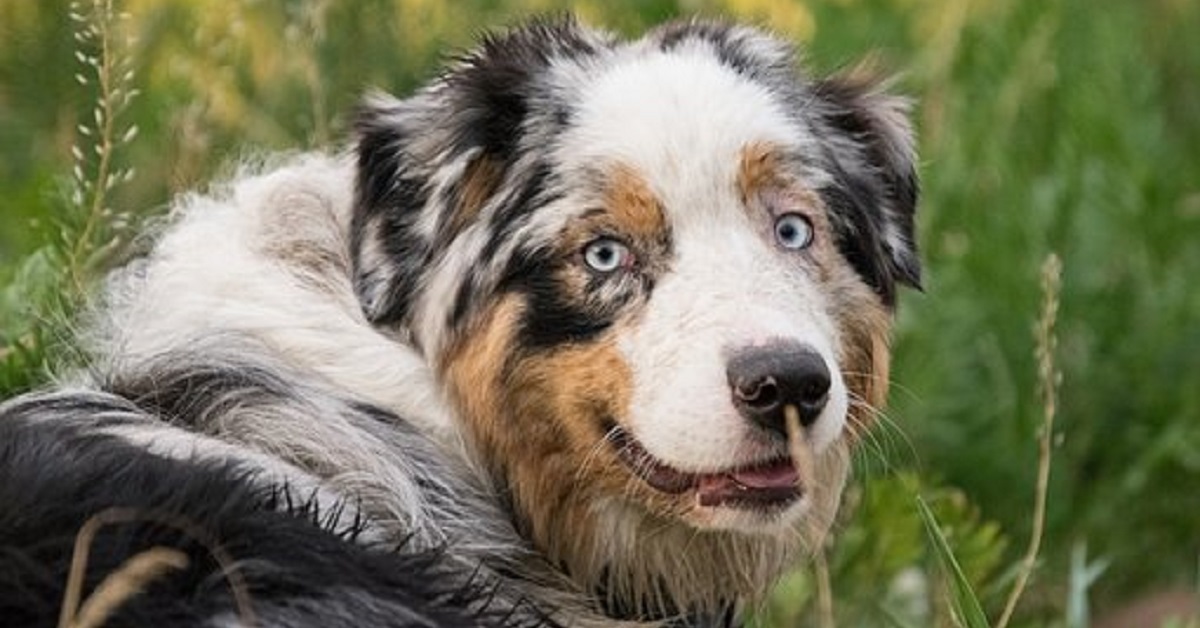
top-left (573, 425), bottom-right (622, 485)
top-left (838, 369), bottom-right (922, 404)
top-left (848, 422), bottom-right (891, 467)
top-left (847, 392), bottom-right (919, 468)
top-left (839, 395), bottom-right (919, 479)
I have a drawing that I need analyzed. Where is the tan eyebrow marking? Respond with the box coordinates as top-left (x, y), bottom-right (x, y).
top-left (737, 141), bottom-right (787, 206)
top-left (604, 164), bottom-right (667, 242)
top-left (738, 141), bottom-right (824, 217)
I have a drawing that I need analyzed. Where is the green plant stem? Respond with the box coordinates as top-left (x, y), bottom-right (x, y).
top-left (995, 253), bottom-right (1062, 628)
top-left (814, 549), bottom-right (834, 628)
top-left (70, 0), bottom-right (116, 298)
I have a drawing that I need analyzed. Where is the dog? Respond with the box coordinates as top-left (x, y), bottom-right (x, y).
top-left (0, 16), bottom-right (920, 627)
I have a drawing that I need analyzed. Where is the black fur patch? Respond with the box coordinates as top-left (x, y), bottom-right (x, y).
top-left (814, 76), bottom-right (922, 304)
top-left (0, 393), bottom-right (552, 627)
top-left (820, 163), bottom-right (903, 305)
top-left (501, 247), bottom-right (617, 350)
top-left (446, 16), bottom-right (602, 160)
top-left (351, 102), bottom-right (435, 326)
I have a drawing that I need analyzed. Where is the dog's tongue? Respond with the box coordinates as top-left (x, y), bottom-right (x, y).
top-left (698, 461), bottom-right (799, 491)
top-left (730, 462), bottom-right (799, 488)
top-left (696, 461), bottom-right (800, 507)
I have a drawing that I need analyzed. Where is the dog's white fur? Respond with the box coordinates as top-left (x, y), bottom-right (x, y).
top-left (97, 154), bottom-right (478, 528)
top-left (104, 156), bottom-right (451, 436)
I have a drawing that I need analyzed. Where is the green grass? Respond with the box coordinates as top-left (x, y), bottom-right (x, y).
top-left (918, 494), bottom-right (990, 628)
top-left (2, 0), bottom-right (1198, 625)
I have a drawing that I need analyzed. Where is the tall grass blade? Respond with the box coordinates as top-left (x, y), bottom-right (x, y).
top-left (916, 495), bottom-right (990, 628)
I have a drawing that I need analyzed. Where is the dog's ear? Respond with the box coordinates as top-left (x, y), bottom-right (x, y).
top-left (351, 94), bottom-right (436, 327)
top-left (814, 71), bottom-right (921, 305)
top-left (351, 17), bottom-right (609, 328)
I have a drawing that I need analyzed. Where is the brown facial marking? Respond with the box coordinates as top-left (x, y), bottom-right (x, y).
top-left (830, 269), bottom-right (894, 440)
top-left (441, 295), bottom-right (677, 568)
top-left (440, 295), bottom-right (523, 438)
top-left (442, 154), bottom-right (504, 244)
top-left (738, 141), bottom-right (825, 218)
top-left (737, 141), bottom-right (788, 205)
top-left (604, 164), bottom-right (668, 244)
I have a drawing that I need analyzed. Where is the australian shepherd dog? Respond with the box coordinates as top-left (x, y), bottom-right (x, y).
top-left (0, 16), bottom-right (920, 627)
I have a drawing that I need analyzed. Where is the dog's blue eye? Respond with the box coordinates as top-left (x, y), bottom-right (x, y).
top-left (583, 238), bottom-right (632, 273)
top-left (774, 214), bottom-right (814, 250)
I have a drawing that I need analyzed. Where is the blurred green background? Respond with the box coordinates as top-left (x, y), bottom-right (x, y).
top-left (2, 0), bottom-right (1197, 625)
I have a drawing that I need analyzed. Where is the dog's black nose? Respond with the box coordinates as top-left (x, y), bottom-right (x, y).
top-left (727, 342), bottom-right (831, 440)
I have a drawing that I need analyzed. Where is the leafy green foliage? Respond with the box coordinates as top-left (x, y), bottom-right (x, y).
top-left (0, 246), bottom-right (63, 392)
top-left (750, 472), bottom-right (1008, 627)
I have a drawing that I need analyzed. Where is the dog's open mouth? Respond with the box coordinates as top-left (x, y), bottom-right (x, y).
top-left (607, 424), bottom-right (801, 509)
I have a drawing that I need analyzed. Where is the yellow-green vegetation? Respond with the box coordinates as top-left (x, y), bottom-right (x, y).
top-left (2, 0), bottom-right (1197, 625)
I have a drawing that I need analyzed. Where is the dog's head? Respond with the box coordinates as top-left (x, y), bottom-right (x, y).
top-left (351, 17), bottom-right (919, 616)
